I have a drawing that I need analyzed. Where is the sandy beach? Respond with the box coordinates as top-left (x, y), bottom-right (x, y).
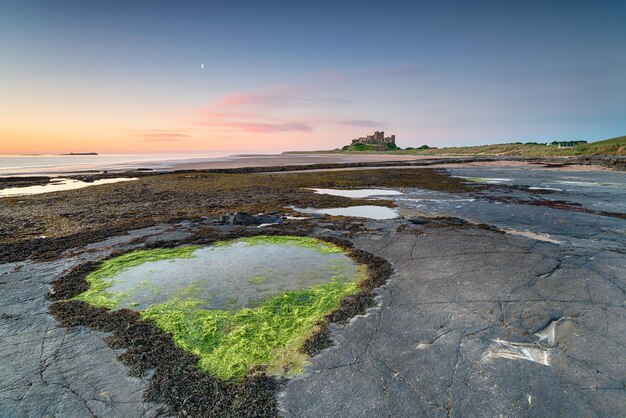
top-left (172, 153), bottom-right (625, 173)
top-left (168, 153), bottom-right (431, 170)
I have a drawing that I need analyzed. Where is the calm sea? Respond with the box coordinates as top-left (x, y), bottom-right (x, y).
top-left (0, 153), bottom-right (229, 176)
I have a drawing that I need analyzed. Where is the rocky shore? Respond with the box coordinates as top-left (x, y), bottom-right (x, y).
top-left (1, 162), bottom-right (624, 417)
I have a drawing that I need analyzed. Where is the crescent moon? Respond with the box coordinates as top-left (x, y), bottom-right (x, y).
top-left (201, 64), bottom-right (204, 69)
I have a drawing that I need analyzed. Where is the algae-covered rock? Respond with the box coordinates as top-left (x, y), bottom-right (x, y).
top-left (73, 235), bottom-right (367, 380)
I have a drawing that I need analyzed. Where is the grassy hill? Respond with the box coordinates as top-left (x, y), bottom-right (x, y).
top-left (398, 136), bottom-right (626, 157)
top-left (340, 143), bottom-right (401, 152)
top-left (290, 135), bottom-right (626, 157)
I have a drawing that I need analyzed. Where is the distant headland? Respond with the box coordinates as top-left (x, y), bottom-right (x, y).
top-left (285, 132), bottom-right (626, 157)
top-left (61, 152), bottom-right (98, 156)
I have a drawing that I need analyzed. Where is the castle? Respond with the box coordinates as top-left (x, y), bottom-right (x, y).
top-left (351, 131), bottom-right (396, 150)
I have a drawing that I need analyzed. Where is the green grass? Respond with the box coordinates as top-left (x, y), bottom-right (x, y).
top-left (590, 135), bottom-right (626, 146)
top-left (289, 134), bottom-right (626, 157)
top-left (341, 143), bottom-right (400, 151)
top-left (72, 236), bottom-right (367, 380)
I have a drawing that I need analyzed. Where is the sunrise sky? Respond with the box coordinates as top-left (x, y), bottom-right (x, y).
top-left (1, 1), bottom-right (625, 154)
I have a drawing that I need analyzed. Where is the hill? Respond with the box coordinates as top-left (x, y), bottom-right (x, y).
top-left (288, 135), bottom-right (626, 157)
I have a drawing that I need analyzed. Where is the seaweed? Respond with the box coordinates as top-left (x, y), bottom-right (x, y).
top-left (48, 229), bottom-right (393, 417)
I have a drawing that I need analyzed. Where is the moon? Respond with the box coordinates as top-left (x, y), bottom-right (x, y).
top-left (201, 64), bottom-right (204, 69)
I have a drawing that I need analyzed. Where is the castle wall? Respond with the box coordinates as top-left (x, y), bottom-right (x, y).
top-left (351, 131), bottom-right (396, 147)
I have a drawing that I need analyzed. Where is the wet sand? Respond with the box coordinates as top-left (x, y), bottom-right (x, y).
top-left (259, 160), bottom-right (620, 175)
top-left (173, 153), bottom-right (619, 174)
top-left (425, 159), bottom-right (618, 171)
top-left (169, 153), bottom-right (431, 170)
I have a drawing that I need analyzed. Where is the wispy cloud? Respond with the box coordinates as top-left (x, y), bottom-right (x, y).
top-left (218, 85), bottom-right (351, 110)
top-left (137, 77), bottom-right (359, 142)
top-left (217, 86), bottom-right (292, 107)
top-left (190, 85), bottom-right (335, 135)
top-left (220, 121), bottom-right (312, 134)
top-left (194, 109), bottom-right (312, 133)
top-left (133, 130), bottom-right (191, 142)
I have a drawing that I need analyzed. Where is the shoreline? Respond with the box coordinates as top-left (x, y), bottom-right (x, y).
top-left (1, 155), bottom-right (623, 193)
top-left (2, 160), bottom-right (625, 417)
top-left (4, 152), bottom-right (624, 179)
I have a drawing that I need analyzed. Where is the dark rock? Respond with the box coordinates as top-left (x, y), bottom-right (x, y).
top-left (408, 216), bottom-right (432, 225)
top-left (201, 216), bottom-right (222, 224)
top-left (280, 220), bottom-right (626, 417)
top-left (219, 212), bottom-right (283, 225)
top-left (257, 215), bottom-right (283, 224)
top-left (433, 216), bottom-right (468, 225)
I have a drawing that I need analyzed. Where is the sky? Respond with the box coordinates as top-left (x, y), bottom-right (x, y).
top-left (1, 0), bottom-right (625, 154)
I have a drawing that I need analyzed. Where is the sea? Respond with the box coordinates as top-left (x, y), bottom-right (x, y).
top-left (0, 153), bottom-right (230, 176)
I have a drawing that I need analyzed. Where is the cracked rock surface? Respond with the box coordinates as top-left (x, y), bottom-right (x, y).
top-left (1, 166), bottom-right (625, 417)
top-left (0, 225), bottom-right (186, 418)
top-left (279, 220), bottom-right (626, 417)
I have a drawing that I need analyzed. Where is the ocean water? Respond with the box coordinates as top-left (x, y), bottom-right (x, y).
top-left (0, 177), bottom-right (138, 197)
top-left (0, 153), bottom-right (228, 176)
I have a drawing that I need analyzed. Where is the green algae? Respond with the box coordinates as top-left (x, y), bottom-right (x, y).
top-left (73, 235), bottom-right (368, 380)
top-left (465, 177), bottom-right (491, 183)
top-left (248, 275), bottom-right (267, 285)
top-left (72, 246), bottom-right (200, 308)
top-left (224, 235), bottom-right (342, 254)
top-left (141, 274), bottom-right (365, 380)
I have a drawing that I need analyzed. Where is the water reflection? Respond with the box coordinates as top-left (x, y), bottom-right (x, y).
top-left (0, 177), bottom-right (137, 197)
top-left (104, 238), bottom-right (361, 311)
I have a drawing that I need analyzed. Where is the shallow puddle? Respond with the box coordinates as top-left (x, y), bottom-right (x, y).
top-left (0, 177), bottom-right (137, 197)
top-left (292, 205), bottom-right (399, 219)
top-left (457, 176), bottom-right (513, 184)
top-left (78, 236), bottom-right (361, 311)
top-left (556, 180), bottom-right (625, 188)
top-left (306, 188), bottom-right (403, 198)
top-left (73, 236), bottom-right (367, 379)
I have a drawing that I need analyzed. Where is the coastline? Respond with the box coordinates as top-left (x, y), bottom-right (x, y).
top-left (2, 160), bottom-right (625, 417)
top-left (165, 153), bottom-right (430, 170)
top-left (2, 153), bottom-right (624, 180)
top-left (1, 154), bottom-right (623, 195)
top-left (149, 153), bottom-right (626, 173)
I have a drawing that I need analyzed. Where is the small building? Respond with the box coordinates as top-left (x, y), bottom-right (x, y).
top-left (556, 141), bottom-right (587, 148)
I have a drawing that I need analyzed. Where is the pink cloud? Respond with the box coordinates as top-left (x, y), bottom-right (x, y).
top-left (197, 109), bottom-right (260, 121)
top-left (195, 114), bottom-right (312, 133)
top-left (218, 93), bottom-right (282, 107)
top-left (145, 81), bottom-right (359, 141)
top-left (223, 121), bottom-right (312, 133)
top-left (133, 130), bottom-right (191, 142)
top-left (216, 85), bottom-right (350, 109)
top-left (190, 88), bottom-right (316, 134)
